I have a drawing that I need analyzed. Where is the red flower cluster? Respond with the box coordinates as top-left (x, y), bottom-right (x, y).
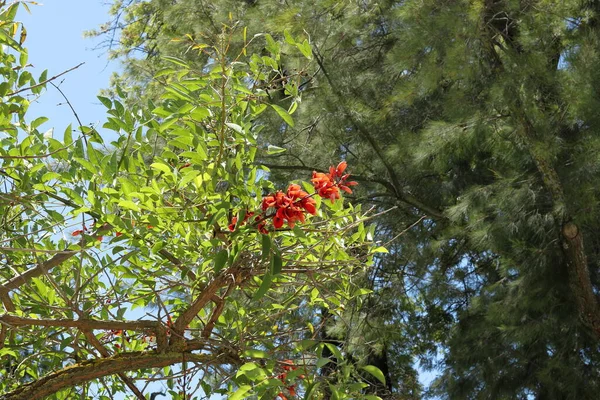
top-left (311, 161), bottom-right (358, 203)
top-left (72, 225), bottom-right (104, 241)
top-left (72, 225), bottom-right (88, 236)
top-left (275, 359), bottom-right (304, 399)
top-left (226, 161), bottom-right (356, 235)
top-left (228, 211), bottom-right (255, 232)
top-left (261, 184), bottom-right (317, 229)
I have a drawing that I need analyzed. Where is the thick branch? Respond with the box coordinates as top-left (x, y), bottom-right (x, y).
top-left (1, 250), bottom-right (78, 291)
top-left (0, 315), bottom-right (159, 331)
top-left (0, 349), bottom-right (239, 400)
top-left (514, 99), bottom-right (600, 339)
top-left (80, 329), bottom-right (146, 400)
top-left (170, 272), bottom-right (230, 344)
top-left (202, 282), bottom-right (235, 339)
top-left (171, 265), bottom-right (251, 349)
top-left (562, 223), bottom-right (600, 336)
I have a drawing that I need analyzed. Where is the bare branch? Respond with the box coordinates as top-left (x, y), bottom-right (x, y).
top-left (6, 62), bottom-right (85, 97)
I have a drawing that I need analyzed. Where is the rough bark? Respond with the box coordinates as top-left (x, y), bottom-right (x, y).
top-left (0, 350), bottom-right (239, 400)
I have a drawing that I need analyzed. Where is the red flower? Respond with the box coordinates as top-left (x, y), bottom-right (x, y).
top-left (229, 211), bottom-right (256, 232)
top-left (115, 231), bottom-right (123, 237)
top-left (282, 359), bottom-right (296, 371)
top-left (300, 196), bottom-right (317, 215)
top-left (312, 171), bottom-right (340, 203)
top-left (72, 225), bottom-right (88, 236)
top-left (331, 160), bottom-right (347, 178)
top-left (312, 161), bottom-right (358, 202)
top-left (257, 221), bottom-right (269, 234)
top-left (288, 385), bottom-right (297, 397)
top-left (261, 194), bottom-right (276, 211)
top-left (286, 184), bottom-right (304, 199)
top-left (273, 211), bottom-right (285, 229)
top-left (228, 216), bottom-right (238, 232)
top-left (262, 187), bottom-right (312, 230)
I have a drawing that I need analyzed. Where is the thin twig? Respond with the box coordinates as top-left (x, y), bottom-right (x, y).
top-left (6, 62), bottom-right (85, 97)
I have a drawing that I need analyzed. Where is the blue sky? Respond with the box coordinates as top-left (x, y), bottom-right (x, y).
top-left (17, 0), bottom-right (118, 139)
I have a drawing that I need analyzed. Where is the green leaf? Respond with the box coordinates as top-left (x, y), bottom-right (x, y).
top-left (150, 162), bottom-right (173, 175)
top-left (292, 226), bottom-right (306, 239)
top-left (297, 39), bottom-right (313, 59)
top-left (118, 200), bottom-right (141, 212)
top-left (271, 104), bottom-right (294, 127)
top-left (361, 365), bottom-right (386, 385)
top-left (214, 249), bottom-right (228, 273)
top-left (266, 145), bottom-right (286, 154)
top-left (328, 384), bottom-right (340, 400)
top-left (371, 246), bottom-right (388, 254)
top-left (98, 96), bottom-right (112, 109)
top-left (162, 56), bottom-right (189, 68)
top-left (19, 47), bottom-right (28, 67)
top-left (324, 343), bottom-right (343, 363)
top-left (225, 122), bottom-right (244, 134)
top-left (271, 249), bottom-right (282, 275)
top-left (230, 385), bottom-right (252, 400)
top-left (73, 157), bottom-right (97, 175)
top-left (31, 116), bottom-right (48, 129)
top-left (38, 69), bottom-right (48, 84)
top-left (238, 362), bottom-right (259, 373)
top-left (31, 277), bottom-right (47, 298)
top-left (63, 124), bottom-right (72, 146)
top-left (316, 357), bottom-right (331, 368)
top-left (3, 3), bottom-right (20, 22)
top-left (304, 382), bottom-right (319, 400)
top-left (284, 29), bottom-right (295, 45)
top-left (243, 349), bottom-right (268, 358)
top-left (253, 273), bottom-right (273, 301)
top-left (261, 233), bottom-right (271, 262)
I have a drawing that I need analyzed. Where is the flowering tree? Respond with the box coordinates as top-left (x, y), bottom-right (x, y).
top-left (0, 3), bottom-right (382, 399)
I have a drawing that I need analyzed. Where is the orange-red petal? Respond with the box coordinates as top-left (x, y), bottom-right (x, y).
top-left (336, 161), bottom-right (347, 176)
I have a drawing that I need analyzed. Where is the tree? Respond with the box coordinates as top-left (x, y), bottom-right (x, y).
top-left (97, 0), bottom-right (600, 398)
top-left (0, 3), bottom-right (380, 399)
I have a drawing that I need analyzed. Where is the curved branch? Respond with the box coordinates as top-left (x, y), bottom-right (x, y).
top-left (1, 349), bottom-right (240, 400)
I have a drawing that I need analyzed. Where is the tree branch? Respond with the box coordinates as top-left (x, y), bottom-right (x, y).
top-left (80, 328), bottom-right (146, 400)
top-left (296, 47), bottom-right (444, 219)
top-left (513, 95), bottom-right (600, 339)
top-left (6, 62), bottom-right (85, 97)
top-left (0, 315), bottom-right (159, 331)
top-left (0, 349), bottom-right (240, 400)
